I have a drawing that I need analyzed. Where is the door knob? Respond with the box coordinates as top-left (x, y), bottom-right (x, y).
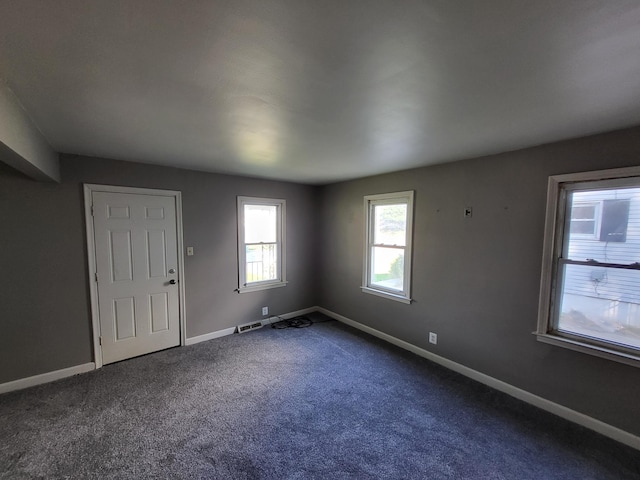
top-left (169, 279), bottom-right (177, 285)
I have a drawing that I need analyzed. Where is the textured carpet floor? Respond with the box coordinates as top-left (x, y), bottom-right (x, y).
top-left (1, 313), bottom-right (639, 479)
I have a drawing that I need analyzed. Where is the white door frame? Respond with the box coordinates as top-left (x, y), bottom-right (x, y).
top-left (84, 183), bottom-right (187, 368)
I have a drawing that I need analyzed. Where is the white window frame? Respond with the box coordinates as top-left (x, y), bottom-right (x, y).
top-left (237, 196), bottom-right (287, 293)
top-left (536, 166), bottom-right (640, 368)
top-left (361, 191), bottom-right (414, 304)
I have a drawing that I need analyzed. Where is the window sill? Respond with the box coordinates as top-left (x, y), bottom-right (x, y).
top-left (534, 333), bottom-right (640, 368)
top-left (237, 281), bottom-right (287, 294)
top-left (361, 286), bottom-right (412, 304)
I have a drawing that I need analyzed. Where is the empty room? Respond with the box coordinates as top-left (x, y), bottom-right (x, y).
top-left (2, 1), bottom-right (640, 478)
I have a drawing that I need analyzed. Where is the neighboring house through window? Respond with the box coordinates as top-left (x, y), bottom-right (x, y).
top-left (362, 191), bottom-right (414, 304)
top-left (237, 196), bottom-right (286, 293)
top-left (537, 167), bottom-right (640, 367)
top-left (570, 201), bottom-right (600, 238)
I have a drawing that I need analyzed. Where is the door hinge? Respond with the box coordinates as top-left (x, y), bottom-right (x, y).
top-left (99, 336), bottom-right (102, 346)
top-left (95, 272), bottom-right (98, 282)
top-left (91, 205), bottom-right (94, 216)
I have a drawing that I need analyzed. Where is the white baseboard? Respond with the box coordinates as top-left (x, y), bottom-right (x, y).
top-left (185, 306), bottom-right (320, 345)
top-left (0, 362), bottom-right (96, 395)
top-left (185, 326), bottom-right (236, 345)
top-left (317, 307), bottom-right (640, 451)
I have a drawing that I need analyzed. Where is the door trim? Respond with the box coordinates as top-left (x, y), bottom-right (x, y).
top-left (83, 184), bottom-right (187, 368)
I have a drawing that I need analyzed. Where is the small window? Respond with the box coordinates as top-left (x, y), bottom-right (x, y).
top-left (237, 197), bottom-right (286, 293)
top-left (569, 202), bottom-right (599, 237)
top-left (362, 191), bottom-right (414, 304)
top-left (537, 167), bottom-right (640, 367)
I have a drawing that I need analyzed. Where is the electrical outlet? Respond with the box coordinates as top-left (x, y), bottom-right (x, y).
top-left (186, 246), bottom-right (194, 256)
top-left (429, 332), bottom-right (438, 345)
top-left (262, 306), bottom-right (268, 316)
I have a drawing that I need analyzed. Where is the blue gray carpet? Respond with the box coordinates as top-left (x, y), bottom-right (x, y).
top-left (1, 313), bottom-right (639, 479)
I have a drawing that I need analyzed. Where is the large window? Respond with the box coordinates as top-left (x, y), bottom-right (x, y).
top-left (237, 196), bottom-right (286, 293)
top-left (362, 191), bottom-right (414, 304)
top-left (537, 167), bottom-right (640, 367)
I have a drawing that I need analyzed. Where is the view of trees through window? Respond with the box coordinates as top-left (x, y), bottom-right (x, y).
top-left (371, 203), bottom-right (407, 290)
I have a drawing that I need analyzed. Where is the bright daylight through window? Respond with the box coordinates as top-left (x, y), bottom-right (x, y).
top-left (537, 167), bottom-right (640, 366)
top-left (362, 191), bottom-right (414, 304)
top-left (237, 197), bottom-right (286, 293)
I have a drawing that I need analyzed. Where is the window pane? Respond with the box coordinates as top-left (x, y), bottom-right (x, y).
top-left (572, 205), bottom-right (595, 220)
top-left (370, 247), bottom-right (404, 291)
top-left (246, 244), bottom-right (277, 283)
top-left (570, 221), bottom-right (595, 235)
top-left (565, 188), bottom-right (638, 262)
top-left (558, 263), bottom-right (640, 350)
top-left (244, 205), bottom-right (277, 243)
top-left (374, 204), bottom-right (407, 246)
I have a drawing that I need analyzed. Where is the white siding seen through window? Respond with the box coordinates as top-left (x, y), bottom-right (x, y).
top-left (537, 167), bottom-right (640, 367)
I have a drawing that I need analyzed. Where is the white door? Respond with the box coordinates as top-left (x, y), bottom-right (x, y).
top-left (92, 191), bottom-right (180, 364)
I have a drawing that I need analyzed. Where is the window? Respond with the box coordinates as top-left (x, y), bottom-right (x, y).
top-left (237, 196), bottom-right (286, 293)
top-left (569, 199), bottom-right (631, 241)
top-left (537, 167), bottom-right (640, 367)
top-left (570, 202), bottom-right (600, 237)
top-left (362, 191), bottom-right (414, 304)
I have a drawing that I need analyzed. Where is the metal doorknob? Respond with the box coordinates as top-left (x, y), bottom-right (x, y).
top-left (169, 279), bottom-right (177, 285)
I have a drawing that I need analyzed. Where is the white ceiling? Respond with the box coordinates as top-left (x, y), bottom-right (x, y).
top-left (1, 0), bottom-right (640, 184)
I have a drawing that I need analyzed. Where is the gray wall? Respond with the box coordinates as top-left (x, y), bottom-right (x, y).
top-left (318, 126), bottom-right (640, 436)
top-left (0, 155), bottom-right (320, 383)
